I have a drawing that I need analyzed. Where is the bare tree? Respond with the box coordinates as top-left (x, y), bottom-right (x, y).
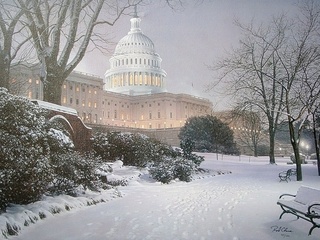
top-left (210, 15), bottom-right (288, 164)
top-left (232, 109), bottom-right (263, 157)
top-left (0, 0), bottom-right (30, 90)
top-left (309, 105), bottom-right (320, 175)
top-left (275, 1), bottom-right (320, 181)
top-left (16, 0), bottom-right (145, 104)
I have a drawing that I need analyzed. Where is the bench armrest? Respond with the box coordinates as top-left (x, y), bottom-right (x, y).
top-left (279, 171), bottom-right (287, 176)
top-left (308, 202), bottom-right (320, 217)
top-left (279, 193), bottom-right (296, 199)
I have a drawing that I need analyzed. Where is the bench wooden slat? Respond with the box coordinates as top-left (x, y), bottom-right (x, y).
top-left (277, 199), bottom-right (308, 214)
top-left (295, 186), bottom-right (320, 205)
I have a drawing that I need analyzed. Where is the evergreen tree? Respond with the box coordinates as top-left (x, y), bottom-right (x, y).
top-left (179, 115), bottom-right (238, 154)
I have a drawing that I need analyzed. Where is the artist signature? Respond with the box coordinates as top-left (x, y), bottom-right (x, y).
top-left (271, 225), bottom-right (293, 233)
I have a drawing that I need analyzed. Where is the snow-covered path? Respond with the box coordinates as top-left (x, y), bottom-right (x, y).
top-left (11, 154), bottom-right (320, 240)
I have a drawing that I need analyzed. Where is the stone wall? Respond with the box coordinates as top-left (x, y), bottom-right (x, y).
top-left (89, 124), bottom-right (181, 147)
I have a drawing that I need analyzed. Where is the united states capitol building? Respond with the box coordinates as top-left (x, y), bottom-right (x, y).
top-left (12, 12), bottom-right (212, 136)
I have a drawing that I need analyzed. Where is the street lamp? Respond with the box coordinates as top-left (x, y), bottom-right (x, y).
top-left (300, 141), bottom-right (310, 159)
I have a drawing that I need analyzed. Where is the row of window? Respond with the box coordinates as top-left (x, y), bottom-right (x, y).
top-left (63, 95), bottom-right (202, 112)
top-left (81, 112), bottom-right (178, 129)
top-left (107, 72), bottom-right (163, 88)
top-left (64, 84), bottom-right (97, 94)
top-left (103, 101), bottom-right (179, 108)
top-left (112, 58), bottom-right (159, 68)
top-left (102, 110), bottom-right (174, 120)
top-left (119, 41), bottom-right (152, 47)
top-left (88, 110), bottom-right (173, 120)
top-left (63, 97), bottom-right (97, 108)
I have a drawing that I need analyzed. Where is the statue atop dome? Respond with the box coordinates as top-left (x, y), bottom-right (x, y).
top-left (133, 4), bottom-right (138, 18)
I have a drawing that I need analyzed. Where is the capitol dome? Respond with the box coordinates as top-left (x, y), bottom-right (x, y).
top-left (114, 18), bottom-right (155, 55)
top-left (104, 12), bottom-right (167, 95)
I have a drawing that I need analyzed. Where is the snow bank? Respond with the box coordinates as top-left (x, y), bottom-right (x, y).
top-left (0, 188), bottom-right (121, 239)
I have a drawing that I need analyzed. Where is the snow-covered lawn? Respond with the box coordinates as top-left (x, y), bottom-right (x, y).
top-left (2, 153), bottom-right (320, 240)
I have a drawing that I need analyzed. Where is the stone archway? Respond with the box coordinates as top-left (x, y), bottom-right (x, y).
top-left (32, 100), bottom-right (92, 152)
top-left (49, 115), bottom-right (75, 144)
top-left (47, 111), bottom-right (92, 152)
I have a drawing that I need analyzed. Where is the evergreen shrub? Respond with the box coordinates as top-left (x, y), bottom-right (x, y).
top-left (91, 132), bottom-right (178, 167)
top-left (149, 156), bottom-right (197, 183)
top-left (0, 88), bottom-right (52, 210)
top-left (48, 152), bottom-right (101, 196)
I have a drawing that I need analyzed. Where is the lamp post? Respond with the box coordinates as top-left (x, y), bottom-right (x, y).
top-left (279, 147), bottom-right (282, 157)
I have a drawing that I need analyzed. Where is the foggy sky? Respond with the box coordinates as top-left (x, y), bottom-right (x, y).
top-left (75, 0), bottom-right (298, 111)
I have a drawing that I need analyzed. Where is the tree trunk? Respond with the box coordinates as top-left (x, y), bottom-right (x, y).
top-left (0, 56), bottom-right (10, 90)
top-left (317, 132), bottom-right (320, 176)
top-left (268, 128), bottom-right (276, 164)
top-left (42, 75), bottom-right (63, 105)
top-left (254, 143), bottom-right (258, 157)
top-left (292, 142), bottom-right (302, 181)
top-left (288, 120), bottom-right (302, 181)
top-left (312, 113), bottom-right (320, 176)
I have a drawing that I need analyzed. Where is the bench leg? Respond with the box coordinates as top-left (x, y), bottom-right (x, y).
top-left (309, 218), bottom-right (320, 235)
top-left (279, 207), bottom-right (299, 220)
top-left (279, 175), bottom-right (291, 182)
top-left (279, 177), bottom-right (288, 182)
top-left (309, 226), bottom-right (316, 235)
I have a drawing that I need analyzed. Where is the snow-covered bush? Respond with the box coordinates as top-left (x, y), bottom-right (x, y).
top-left (0, 88), bottom-right (99, 211)
top-left (48, 152), bottom-right (101, 196)
top-left (0, 88), bottom-right (52, 210)
top-left (149, 157), bottom-right (175, 183)
top-left (47, 127), bottom-right (74, 152)
top-left (92, 132), bottom-right (178, 167)
top-left (92, 131), bottom-right (195, 184)
top-left (173, 157), bottom-right (196, 182)
top-left (180, 137), bottom-right (204, 167)
top-left (149, 156), bottom-right (197, 183)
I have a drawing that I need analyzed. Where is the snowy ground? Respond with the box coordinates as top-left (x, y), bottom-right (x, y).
top-left (3, 153), bottom-right (320, 240)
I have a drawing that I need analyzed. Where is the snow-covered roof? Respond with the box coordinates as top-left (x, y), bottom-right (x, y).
top-left (31, 100), bottom-right (78, 116)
